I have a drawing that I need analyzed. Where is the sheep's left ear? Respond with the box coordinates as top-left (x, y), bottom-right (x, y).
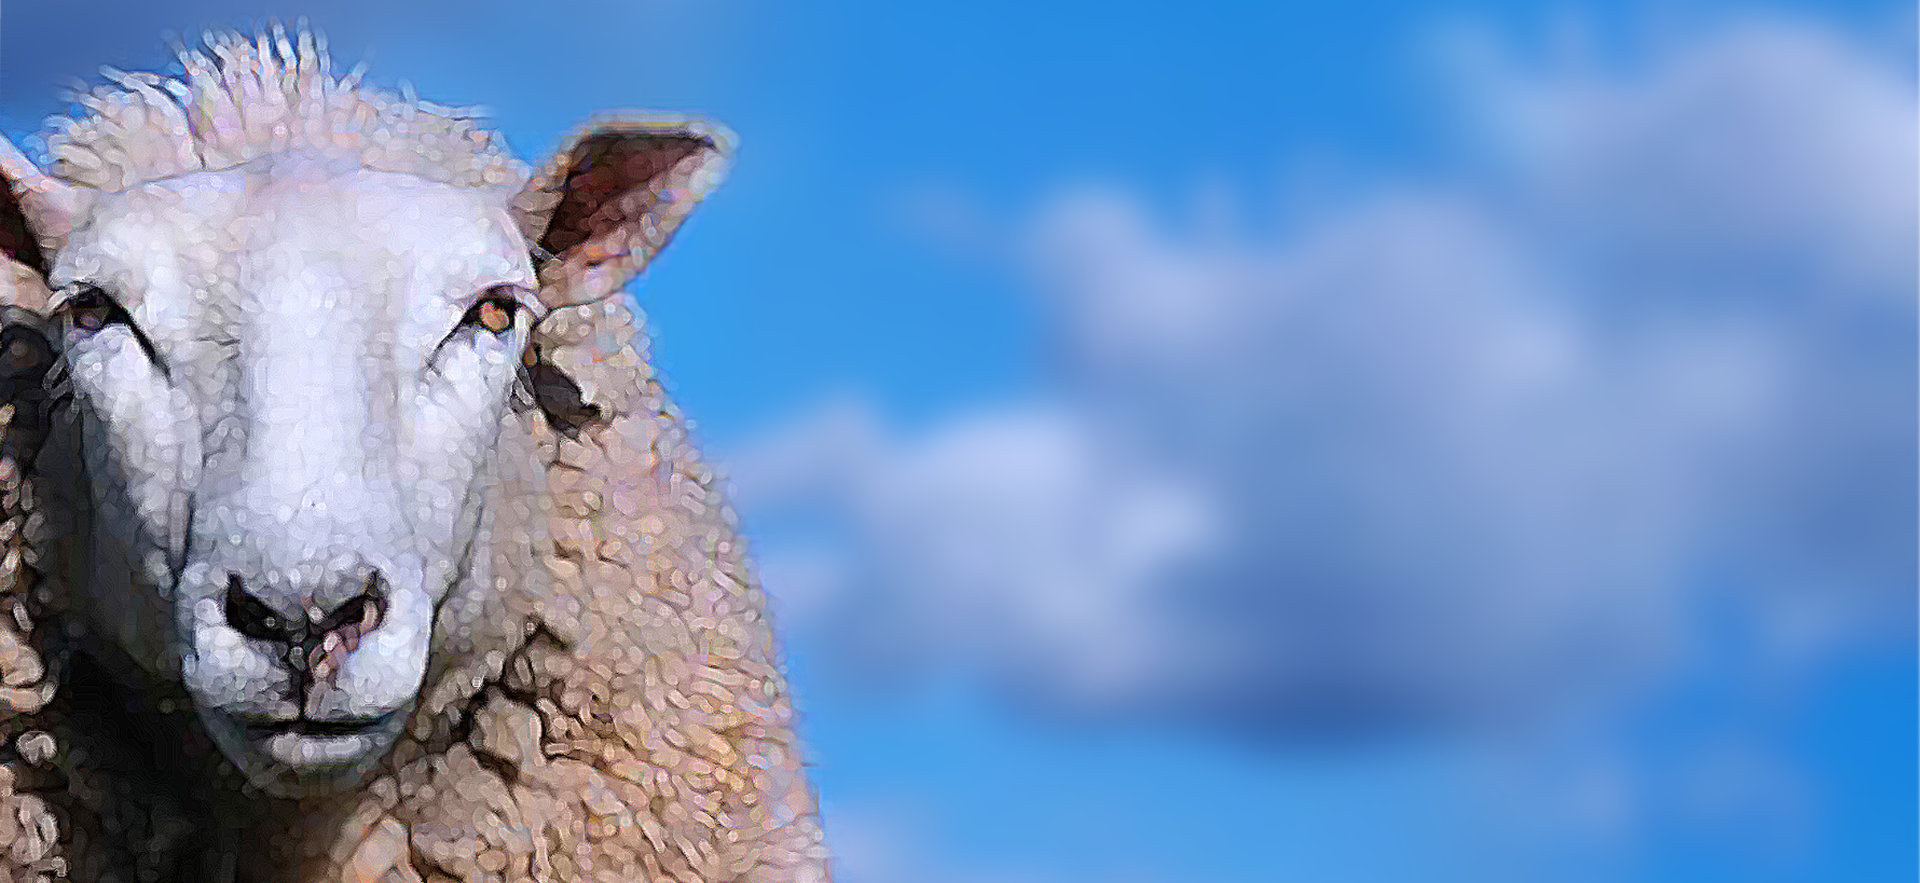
top-left (512, 118), bottom-right (733, 310)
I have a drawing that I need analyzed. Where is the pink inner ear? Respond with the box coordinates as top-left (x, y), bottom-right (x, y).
top-left (538, 133), bottom-right (711, 261)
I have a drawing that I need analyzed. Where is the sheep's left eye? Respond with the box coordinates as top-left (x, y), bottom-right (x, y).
top-left (62, 284), bottom-right (127, 334)
top-left (463, 287), bottom-right (523, 335)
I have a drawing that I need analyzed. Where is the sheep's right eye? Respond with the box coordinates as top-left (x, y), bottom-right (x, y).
top-left (0, 326), bottom-right (51, 380)
top-left (62, 285), bottom-right (126, 333)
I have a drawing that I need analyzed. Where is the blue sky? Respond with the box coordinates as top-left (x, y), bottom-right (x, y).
top-left (3, 2), bottom-right (1915, 881)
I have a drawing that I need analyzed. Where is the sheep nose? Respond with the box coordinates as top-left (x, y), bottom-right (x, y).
top-left (223, 572), bottom-right (387, 678)
top-left (224, 573), bottom-right (297, 644)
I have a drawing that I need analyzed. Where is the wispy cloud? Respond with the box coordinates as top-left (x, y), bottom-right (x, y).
top-left (729, 18), bottom-right (1916, 736)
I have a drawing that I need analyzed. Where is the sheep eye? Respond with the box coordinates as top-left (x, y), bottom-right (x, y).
top-left (463, 286), bottom-right (523, 335)
top-left (63, 285), bottom-right (124, 333)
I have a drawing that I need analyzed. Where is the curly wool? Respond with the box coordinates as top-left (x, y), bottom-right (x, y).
top-left (0, 292), bottom-right (827, 882)
top-left (47, 27), bottom-right (524, 192)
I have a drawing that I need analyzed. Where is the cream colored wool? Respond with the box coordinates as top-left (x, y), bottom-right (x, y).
top-left (0, 290), bottom-right (828, 883)
top-left (0, 29), bottom-right (828, 883)
top-left (49, 28), bottom-right (524, 192)
top-left (343, 298), bottom-right (827, 883)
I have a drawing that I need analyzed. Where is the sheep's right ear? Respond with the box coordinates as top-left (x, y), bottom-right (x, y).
top-left (0, 139), bottom-right (80, 276)
top-left (0, 137), bottom-right (79, 400)
top-left (0, 137), bottom-right (82, 311)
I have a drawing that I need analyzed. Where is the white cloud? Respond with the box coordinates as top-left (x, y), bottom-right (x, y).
top-left (735, 400), bottom-right (1222, 705)
top-left (1463, 20), bottom-right (1917, 292)
top-left (728, 18), bottom-right (1915, 733)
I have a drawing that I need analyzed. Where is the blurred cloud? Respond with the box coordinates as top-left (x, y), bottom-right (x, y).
top-left (824, 796), bottom-right (1148, 883)
top-left (729, 17), bottom-right (1915, 737)
top-left (1458, 19), bottom-right (1916, 292)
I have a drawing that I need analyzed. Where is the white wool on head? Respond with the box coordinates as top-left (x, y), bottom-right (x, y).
top-left (44, 26), bottom-right (527, 192)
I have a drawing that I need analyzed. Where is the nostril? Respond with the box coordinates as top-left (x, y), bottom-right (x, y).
top-left (309, 575), bottom-right (386, 682)
top-left (224, 573), bottom-right (293, 643)
top-left (362, 570), bottom-right (387, 628)
top-left (333, 572), bottom-right (386, 637)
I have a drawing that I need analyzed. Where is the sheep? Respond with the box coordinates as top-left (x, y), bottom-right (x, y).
top-left (0, 27), bottom-right (828, 883)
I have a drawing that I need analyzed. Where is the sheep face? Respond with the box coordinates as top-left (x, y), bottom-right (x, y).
top-left (48, 154), bottom-right (538, 794)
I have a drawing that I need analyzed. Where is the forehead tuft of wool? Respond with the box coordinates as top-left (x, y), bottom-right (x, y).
top-left (44, 25), bottom-right (528, 192)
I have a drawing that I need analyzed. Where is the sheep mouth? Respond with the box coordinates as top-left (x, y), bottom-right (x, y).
top-left (231, 711), bottom-right (405, 781)
top-left (244, 713), bottom-right (396, 738)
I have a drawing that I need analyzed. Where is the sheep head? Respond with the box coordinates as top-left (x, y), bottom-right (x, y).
top-left (0, 112), bottom-right (729, 796)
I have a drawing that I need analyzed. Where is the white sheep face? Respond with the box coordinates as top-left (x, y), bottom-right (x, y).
top-left (49, 152), bottom-right (538, 792)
